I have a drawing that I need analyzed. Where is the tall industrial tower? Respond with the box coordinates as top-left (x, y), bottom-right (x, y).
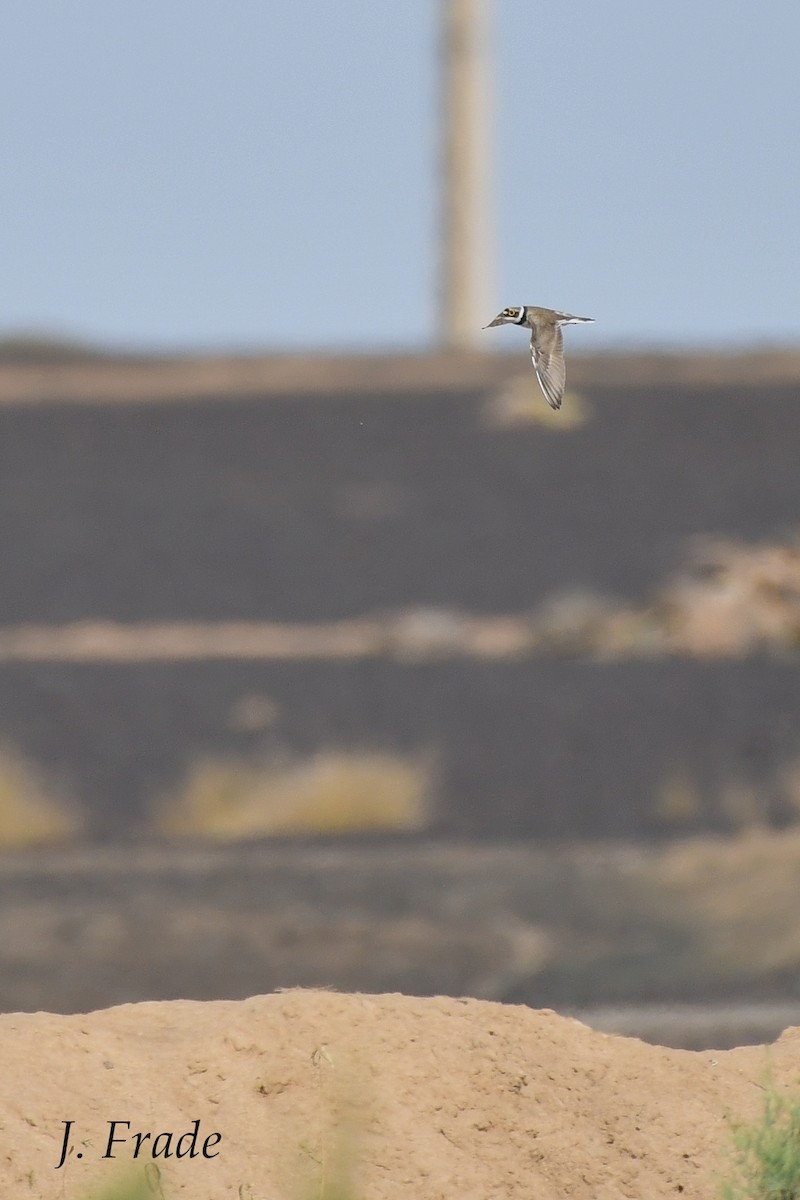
top-left (439, 0), bottom-right (492, 349)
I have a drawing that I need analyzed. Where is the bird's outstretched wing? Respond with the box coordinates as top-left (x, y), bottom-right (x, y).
top-left (530, 324), bottom-right (566, 410)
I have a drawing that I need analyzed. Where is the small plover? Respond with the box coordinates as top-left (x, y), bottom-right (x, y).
top-left (483, 306), bottom-right (594, 411)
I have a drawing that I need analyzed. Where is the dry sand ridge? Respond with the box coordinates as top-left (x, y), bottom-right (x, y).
top-left (1, 989), bottom-right (798, 1199)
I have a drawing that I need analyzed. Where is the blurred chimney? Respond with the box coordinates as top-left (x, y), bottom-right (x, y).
top-left (439, 0), bottom-right (492, 349)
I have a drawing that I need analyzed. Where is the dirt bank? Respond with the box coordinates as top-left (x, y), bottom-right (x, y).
top-left (1, 988), bottom-right (795, 1199)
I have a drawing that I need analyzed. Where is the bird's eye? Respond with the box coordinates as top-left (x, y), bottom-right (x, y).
top-left (504, 308), bottom-right (514, 317)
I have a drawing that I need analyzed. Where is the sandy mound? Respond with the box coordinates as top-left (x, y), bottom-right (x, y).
top-left (1, 990), bottom-right (795, 1200)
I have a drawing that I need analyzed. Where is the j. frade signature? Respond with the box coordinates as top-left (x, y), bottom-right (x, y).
top-left (55, 1119), bottom-right (221, 1169)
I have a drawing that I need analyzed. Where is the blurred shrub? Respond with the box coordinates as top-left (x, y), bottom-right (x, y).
top-left (533, 534), bottom-right (800, 660)
top-left (662, 536), bottom-right (800, 657)
top-left (0, 745), bottom-right (81, 848)
top-left (154, 749), bottom-right (432, 841)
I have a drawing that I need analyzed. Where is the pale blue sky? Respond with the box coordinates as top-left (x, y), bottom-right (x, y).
top-left (2, 1), bottom-right (799, 352)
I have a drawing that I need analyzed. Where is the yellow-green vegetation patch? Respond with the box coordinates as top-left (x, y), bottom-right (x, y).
top-left (155, 748), bottom-right (432, 840)
top-left (721, 1077), bottom-right (800, 1200)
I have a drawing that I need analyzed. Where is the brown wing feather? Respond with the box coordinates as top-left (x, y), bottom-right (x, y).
top-left (530, 325), bottom-right (566, 411)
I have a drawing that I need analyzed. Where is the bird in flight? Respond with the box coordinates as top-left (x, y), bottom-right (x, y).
top-left (483, 306), bottom-right (594, 411)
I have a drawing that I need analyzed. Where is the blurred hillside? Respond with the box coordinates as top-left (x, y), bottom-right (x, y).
top-left (1, 346), bottom-right (800, 840)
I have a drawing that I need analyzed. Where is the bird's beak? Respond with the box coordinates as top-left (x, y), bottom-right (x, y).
top-left (483, 314), bottom-right (504, 329)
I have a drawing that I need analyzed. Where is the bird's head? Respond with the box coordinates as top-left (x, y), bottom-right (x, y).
top-left (483, 306), bottom-right (527, 329)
